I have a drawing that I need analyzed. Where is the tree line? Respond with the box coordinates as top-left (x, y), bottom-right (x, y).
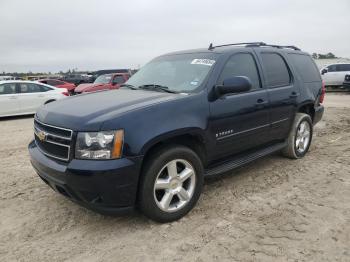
top-left (312, 53), bottom-right (337, 59)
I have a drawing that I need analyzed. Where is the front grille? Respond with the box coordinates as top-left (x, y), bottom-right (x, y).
top-left (34, 119), bottom-right (73, 161)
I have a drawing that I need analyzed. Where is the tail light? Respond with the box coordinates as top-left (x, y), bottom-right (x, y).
top-left (319, 80), bottom-right (325, 104)
top-left (62, 91), bottom-right (69, 96)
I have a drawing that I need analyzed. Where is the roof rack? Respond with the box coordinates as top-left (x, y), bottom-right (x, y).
top-left (208, 42), bottom-right (301, 51)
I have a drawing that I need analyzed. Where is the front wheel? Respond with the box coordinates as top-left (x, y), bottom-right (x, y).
top-left (282, 113), bottom-right (313, 159)
top-left (139, 145), bottom-right (204, 223)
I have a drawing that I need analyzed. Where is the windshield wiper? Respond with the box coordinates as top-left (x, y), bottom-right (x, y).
top-left (137, 84), bottom-right (178, 93)
top-left (120, 84), bottom-right (138, 90)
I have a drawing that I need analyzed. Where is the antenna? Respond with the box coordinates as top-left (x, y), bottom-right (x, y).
top-left (208, 43), bottom-right (214, 50)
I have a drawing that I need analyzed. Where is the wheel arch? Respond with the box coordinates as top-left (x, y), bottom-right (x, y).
top-left (297, 102), bottom-right (315, 121)
top-left (140, 128), bottom-right (208, 170)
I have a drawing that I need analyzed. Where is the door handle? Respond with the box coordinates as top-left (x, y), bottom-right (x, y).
top-left (38, 94), bottom-right (45, 97)
top-left (255, 99), bottom-right (268, 105)
top-left (290, 92), bottom-right (299, 98)
top-left (9, 96), bottom-right (17, 99)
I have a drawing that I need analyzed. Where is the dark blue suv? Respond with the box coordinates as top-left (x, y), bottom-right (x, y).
top-left (29, 42), bottom-right (325, 222)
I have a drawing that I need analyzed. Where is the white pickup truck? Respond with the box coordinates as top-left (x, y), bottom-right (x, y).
top-left (320, 63), bottom-right (350, 88)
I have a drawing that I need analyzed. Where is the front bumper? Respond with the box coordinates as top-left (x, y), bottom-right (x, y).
top-left (28, 140), bottom-right (143, 215)
top-left (313, 105), bottom-right (324, 125)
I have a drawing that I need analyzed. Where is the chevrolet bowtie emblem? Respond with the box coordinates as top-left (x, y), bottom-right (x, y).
top-left (38, 130), bottom-right (47, 141)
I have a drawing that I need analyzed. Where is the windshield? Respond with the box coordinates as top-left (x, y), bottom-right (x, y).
top-left (126, 53), bottom-right (218, 93)
top-left (94, 74), bottom-right (112, 84)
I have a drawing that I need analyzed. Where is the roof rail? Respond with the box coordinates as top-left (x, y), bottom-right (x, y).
top-left (208, 42), bottom-right (266, 50)
top-left (208, 42), bottom-right (301, 51)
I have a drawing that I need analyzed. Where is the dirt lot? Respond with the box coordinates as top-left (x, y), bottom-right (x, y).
top-left (0, 94), bottom-right (349, 262)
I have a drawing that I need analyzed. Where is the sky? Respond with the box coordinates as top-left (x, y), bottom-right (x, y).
top-left (0, 0), bottom-right (349, 73)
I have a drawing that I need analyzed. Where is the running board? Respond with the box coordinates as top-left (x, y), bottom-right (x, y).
top-left (204, 142), bottom-right (287, 177)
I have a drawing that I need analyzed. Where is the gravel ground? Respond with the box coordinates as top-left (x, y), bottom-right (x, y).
top-left (0, 94), bottom-right (349, 262)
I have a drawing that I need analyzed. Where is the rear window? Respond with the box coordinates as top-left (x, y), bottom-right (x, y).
top-left (289, 54), bottom-right (321, 83)
top-left (261, 53), bottom-right (291, 88)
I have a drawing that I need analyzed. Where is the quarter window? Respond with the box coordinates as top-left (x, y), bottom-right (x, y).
top-left (218, 53), bottom-right (261, 90)
top-left (261, 53), bottom-right (291, 88)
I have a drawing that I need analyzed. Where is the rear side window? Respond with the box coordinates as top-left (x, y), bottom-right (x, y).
top-left (336, 64), bottom-right (350, 72)
top-left (261, 53), bottom-right (291, 88)
top-left (20, 83), bottom-right (51, 93)
top-left (289, 54), bottom-right (321, 83)
top-left (218, 53), bottom-right (261, 90)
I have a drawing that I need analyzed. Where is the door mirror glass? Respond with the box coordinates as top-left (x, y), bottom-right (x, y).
top-left (321, 68), bottom-right (328, 75)
top-left (215, 76), bottom-right (252, 96)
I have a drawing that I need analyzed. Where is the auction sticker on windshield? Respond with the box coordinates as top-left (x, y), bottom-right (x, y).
top-left (191, 59), bottom-right (215, 66)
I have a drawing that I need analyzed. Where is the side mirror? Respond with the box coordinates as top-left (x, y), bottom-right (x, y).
top-left (321, 68), bottom-right (328, 75)
top-left (215, 76), bottom-right (252, 97)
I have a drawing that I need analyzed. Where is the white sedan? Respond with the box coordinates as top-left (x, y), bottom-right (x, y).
top-left (320, 63), bottom-right (350, 87)
top-left (0, 80), bottom-right (68, 117)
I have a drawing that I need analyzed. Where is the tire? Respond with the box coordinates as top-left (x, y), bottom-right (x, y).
top-left (139, 145), bottom-right (204, 223)
top-left (282, 113), bottom-right (313, 159)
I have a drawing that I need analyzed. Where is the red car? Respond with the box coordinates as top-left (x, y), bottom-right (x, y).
top-left (74, 73), bottom-right (129, 94)
top-left (38, 79), bottom-right (76, 94)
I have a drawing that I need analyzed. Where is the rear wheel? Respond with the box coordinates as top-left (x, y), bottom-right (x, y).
top-left (139, 145), bottom-right (203, 223)
top-left (282, 113), bottom-right (313, 159)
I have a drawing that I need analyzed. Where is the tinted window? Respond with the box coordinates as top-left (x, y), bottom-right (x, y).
top-left (113, 75), bottom-right (125, 84)
top-left (47, 80), bottom-right (62, 86)
top-left (289, 54), bottom-right (321, 82)
top-left (336, 64), bottom-right (350, 72)
top-left (20, 83), bottom-right (50, 93)
top-left (218, 53), bottom-right (261, 90)
top-left (0, 83), bottom-right (16, 95)
top-left (261, 53), bottom-right (291, 87)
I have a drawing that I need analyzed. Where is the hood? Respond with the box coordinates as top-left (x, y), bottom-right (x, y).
top-left (36, 89), bottom-right (179, 131)
top-left (74, 83), bottom-right (106, 92)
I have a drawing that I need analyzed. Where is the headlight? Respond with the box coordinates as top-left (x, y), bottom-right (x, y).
top-left (75, 130), bottom-right (124, 160)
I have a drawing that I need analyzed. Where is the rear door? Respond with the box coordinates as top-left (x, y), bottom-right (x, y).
top-left (0, 83), bottom-right (20, 116)
top-left (209, 51), bottom-right (271, 159)
top-left (254, 50), bottom-right (299, 140)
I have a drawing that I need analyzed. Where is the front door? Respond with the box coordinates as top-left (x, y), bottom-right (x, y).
top-left (0, 82), bottom-right (20, 116)
top-left (208, 52), bottom-right (271, 160)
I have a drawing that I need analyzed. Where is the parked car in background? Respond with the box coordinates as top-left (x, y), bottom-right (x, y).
top-left (320, 63), bottom-right (350, 88)
top-left (74, 73), bottom-right (129, 94)
top-left (29, 42), bottom-right (324, 222)
top-left (38, 79), bottom-right (76, 94)
top-left (343, 74), bottom-right (350, 90)
top-left (63, 74), bottom-right (91, 86)
top-left (0, 81), bottom-right (68, 117)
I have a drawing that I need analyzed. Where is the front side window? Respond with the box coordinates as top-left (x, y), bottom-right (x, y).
top-left (112, 75), bottom-right (125, 84)
top-left (261, 53), bottom-right (291, 88)
top-left (327, 65), bottom-right (336, 72)
top-left (94, 74), bottom-right (112, 84)
top-left (0, 83), bottom-right (16, 95)
top-left (217, 53), bottom-right (261, 90)
top-left (126, 53), bottom-right (218, 93)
